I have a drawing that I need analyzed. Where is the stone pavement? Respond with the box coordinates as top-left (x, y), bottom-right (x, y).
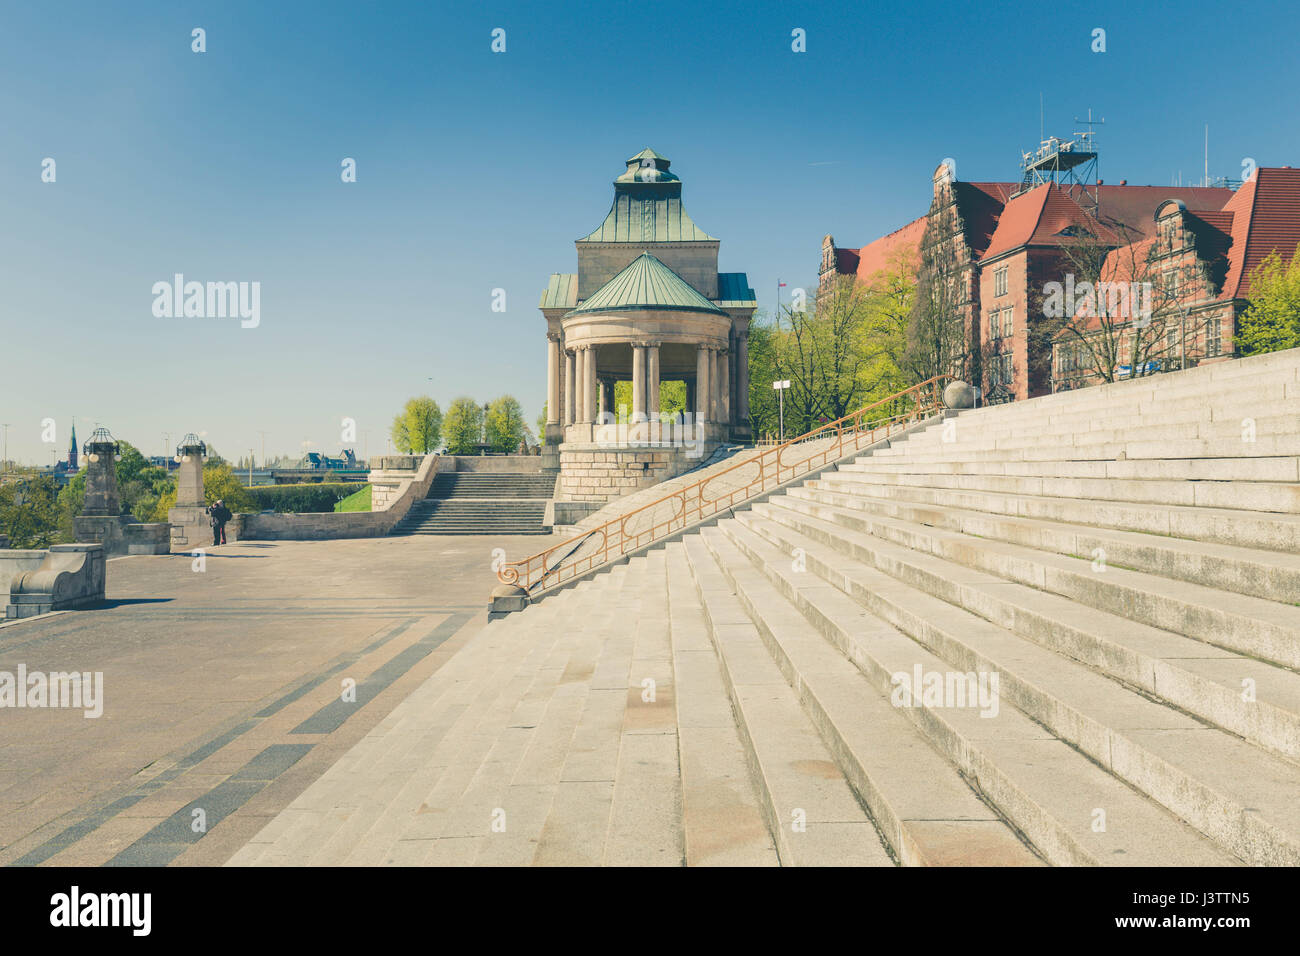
top-left (0, 533), bottom-right (544, 866)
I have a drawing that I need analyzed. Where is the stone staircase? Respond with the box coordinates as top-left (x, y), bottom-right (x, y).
top-left (389, 472), bottom-right (555, 536)
top-left (244, 348), bottom-right (1300, 865)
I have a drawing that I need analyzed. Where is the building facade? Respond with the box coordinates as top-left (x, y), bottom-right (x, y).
top-left (822, 157), bottom-right (1299, 401)
top-left (541, 149), bottom-right (757, 515)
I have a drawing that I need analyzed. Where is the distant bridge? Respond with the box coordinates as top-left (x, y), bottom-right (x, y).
top-left (238, 468), bottom-right (370, 486)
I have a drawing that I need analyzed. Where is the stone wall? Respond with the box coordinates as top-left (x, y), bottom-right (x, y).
top-left (557, 443), bottom-right (699, 506)
top-left (235, 453), bottom-right (439, 541)
top-left (74, 515), bottom-right (170, 557)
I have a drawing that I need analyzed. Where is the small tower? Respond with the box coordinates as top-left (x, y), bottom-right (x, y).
top-left (68, 420), bottom-right (78, 470)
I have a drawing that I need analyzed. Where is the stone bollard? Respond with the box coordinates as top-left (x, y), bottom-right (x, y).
top-left (943, 380), bottom-right (976, 409)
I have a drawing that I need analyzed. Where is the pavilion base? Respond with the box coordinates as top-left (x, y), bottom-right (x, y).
top-left (556, 436), bottom-right (723, 509)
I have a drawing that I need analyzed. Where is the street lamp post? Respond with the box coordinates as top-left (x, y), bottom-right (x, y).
top-left (772, 380), bottom-right (791, 442)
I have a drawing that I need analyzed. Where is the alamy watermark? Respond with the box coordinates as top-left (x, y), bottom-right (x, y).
top-left (891, 665), bottom-right (999, 718)
top-left (594, 406), bottom-right (706, 458)
top-left (0, 666), bottom-right (103, 718)
top-left (1043, 274), bottom-right (1153, 329)
top-left (152, 274), bottom-right (260, 328)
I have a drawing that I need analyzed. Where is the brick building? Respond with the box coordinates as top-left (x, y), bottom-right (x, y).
top-left (1053, 166), bottom-right (1300, 390)
top-left (821, 160), bottom-right (1300, 401)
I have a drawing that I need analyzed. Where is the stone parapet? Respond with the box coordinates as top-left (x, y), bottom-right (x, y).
top-left (74, 515), bottom-right (171, 556)
top-left (239, 453), bottom-right (440, 540)
top-left (5, 544), bottom-right (105, 619)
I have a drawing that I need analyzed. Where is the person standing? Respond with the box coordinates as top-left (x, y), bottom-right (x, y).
top-left (207, 498), bottom-right (233, 546)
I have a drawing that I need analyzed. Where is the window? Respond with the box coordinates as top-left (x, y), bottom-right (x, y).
top-left (994, 267), bottom-right (1008, 297)
top-left (991, 352), bottom-right (1013, 386)
top-left (1002, 306), bottom-right (1013, 338)
top-left (1207, 316), bottom-right (1222, 356)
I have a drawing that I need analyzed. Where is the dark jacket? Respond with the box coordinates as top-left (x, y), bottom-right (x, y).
top-left (207, 504), bottom-right (233, 526)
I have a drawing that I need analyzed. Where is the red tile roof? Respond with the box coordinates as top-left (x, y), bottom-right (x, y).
top-left (980, 183), bottom-right (1234, 263)
top-left (853, 215), bottom-right (926, 284)
top-left (1220, 167), bottom-right (1300, 299)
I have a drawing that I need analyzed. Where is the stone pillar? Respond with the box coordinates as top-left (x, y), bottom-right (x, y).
top-left (685, 379), bottom-right (695, 417)
top-left (632, 344), bottom-right (646, 422)
top-left (176, 442), bottom-right (205, 507)
top-left (647, 342), bottom-right (661, 418)
top-left (737, 330), bottom-right (751, 420)
top-left (169, 438), bottom-right (210, 552)
top-left (696, 345), bottom-right (712, 423)
top-left (580, 346), bottom-right (597, 423)
top-left (718, 345), bottom-right (730, 425)
top-left (81, 440), bottom-right (120, 516)
top-left (564, 350), bottom-right (576, 426)
top-left (597, 378), bottom-right (610, 419)
top-left (546, 333), bottom-right (561, 426)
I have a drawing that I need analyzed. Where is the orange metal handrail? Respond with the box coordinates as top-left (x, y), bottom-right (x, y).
top-left (497, 375), bottom-right (952, 593)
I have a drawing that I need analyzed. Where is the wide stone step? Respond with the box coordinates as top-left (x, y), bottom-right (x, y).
top-left (432, 565), bottom-right (635, 866)
top-left (758, 494), bottom-right (1300, 670)
top-left (812, 474), bottom-right (1300, 555)
top-left (818, 467), bottom-right (1300, 515)
top-left (257, 576), bottom-right (611, 865)
top-left (713, 517), bottom-right (1241, 866)
top-left (686, 532), bottom-right (1040, 866)
top-left (865, 434), bottom-right (1300, 465)
top-left (679, 535), bottom-right (894, 866)
top-left (764, 492), bottom-right (1300, 762)
top-left (847, 455), bottom-right (1300, 482)
top-left (787, 484), bottom-right (1300, 605)
top-left (664, 542), bottom-right (780, 866)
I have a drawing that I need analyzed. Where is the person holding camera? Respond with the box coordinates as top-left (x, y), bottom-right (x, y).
top-left (206, 499), bottom-right (233, 546)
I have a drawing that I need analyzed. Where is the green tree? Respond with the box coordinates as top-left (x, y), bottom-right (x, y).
top-left (1236, 245), bottom-right (1300, 356)
top-left (485, 395), bottom-right (533, 453)
top-left (390, 396), bottom-right (443, 454)
top-left (114, 441), bottom-right (172, 522)
top-left (610, 381), bottom-right (688, 424)
top-left (151, 461), bottom-right (255, 520)
top-left (442, 397), bottom-right (485, 455)
top-left (0, 475), bottom-right (63, 548)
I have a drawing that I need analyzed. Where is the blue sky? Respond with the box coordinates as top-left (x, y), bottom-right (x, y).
top-left (3, 0), bottom-right (1298, 465)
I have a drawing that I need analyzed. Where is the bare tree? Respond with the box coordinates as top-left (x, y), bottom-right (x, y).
top-left (905, 204), bottom-right (973, 385)
top-left (1050, 216), bottom-right (1213, 389)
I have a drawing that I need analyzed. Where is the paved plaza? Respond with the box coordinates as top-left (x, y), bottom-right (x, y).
top-left (0, 534), bottom-right (543, 866)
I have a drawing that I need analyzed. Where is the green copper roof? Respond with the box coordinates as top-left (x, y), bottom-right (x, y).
top-left (539, 273), bottom-right (578, 309)
top-left (578, 193), bottom-right (716, 242)
top-left (715, 273), bottom-right (757, 308)
top-left (615, 147), bottom-right (679, 184)
top-left (580, 147), bottom-right (717, 242)
top-left (568, 253), bottom-right (727, 317)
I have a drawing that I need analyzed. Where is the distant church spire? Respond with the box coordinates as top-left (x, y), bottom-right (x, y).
top-left (69, 419), bottom-right (78, 470)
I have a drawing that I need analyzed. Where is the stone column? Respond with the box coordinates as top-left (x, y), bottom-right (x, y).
top-left (737, 330), bottom-right (751, 420)
top-left (81, 440), bottom-right (120, 516)
top-left (176, 443), bottom-right (205, 507)
top-left (718, 345), bottom-right (730, 425)
top-left (597, 378), bottom-right (610, 419)
top-left (685, 379), bottom-right (695, 417)
top-left (580, 346), bottom-right (597, 423)
top-left (647, 342), bottom-right (661, 418)
top-left (564, 350), bottom-right (576, 426)
top-left (546, 333), bottom-right (561, 425)
top-left (632, 344), bottom-right (646, 422)
top-left (696, 345), bottom-right (712, 423)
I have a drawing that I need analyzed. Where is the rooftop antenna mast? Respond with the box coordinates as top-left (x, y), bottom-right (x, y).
top-left (1013, 108), bottom-right (1102, 217)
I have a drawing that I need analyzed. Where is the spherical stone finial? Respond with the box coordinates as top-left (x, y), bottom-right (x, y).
top-left (943, 381), bottom-right (976, 409)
